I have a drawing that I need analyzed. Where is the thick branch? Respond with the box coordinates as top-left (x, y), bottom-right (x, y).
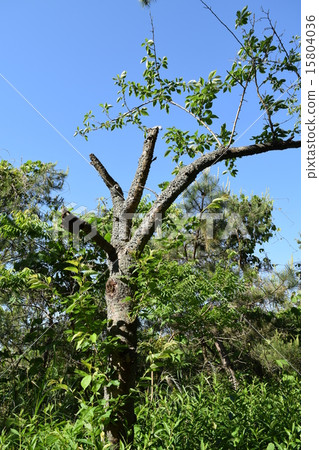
top-left (89, 153), bottom-right (124, 211)
top-left (126, 139), bottom-right (300, 254)
top-left (89, 153), bottom-right (125, 243)
top-left (124, 127), bottom-right (160, 214)
top-left (214, 339), bottom-right (239, 390)
top-left (61, 207), bottom-right (118, 262)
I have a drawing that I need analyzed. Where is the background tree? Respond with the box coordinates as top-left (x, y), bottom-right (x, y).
top-left (0, 161), bottom-right (110, 430)
top-left (179, 170), bottom-right (277, 271)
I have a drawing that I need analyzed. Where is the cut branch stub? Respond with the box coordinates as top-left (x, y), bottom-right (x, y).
top-left (124, 126), bottom-right (160, 214)
top-left (61, 207), bottom-right (118, 262)
top-left (89, 153), bottom-right (124, 212)
top-left (89, 153), bottom-right (125, 243)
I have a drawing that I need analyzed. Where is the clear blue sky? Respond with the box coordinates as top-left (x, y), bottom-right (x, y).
top-left (0, 0), bottom-right (300, 266)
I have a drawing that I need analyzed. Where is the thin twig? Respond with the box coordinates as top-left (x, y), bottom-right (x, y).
top-left (226, 70), bottom-right (244, 89)
top-left (227, 75), bottom-right (251, 148)
top-left (254, 71), bottom-right (275, 136)
top-left (0, 322), bottom-right (56, 379)
top-left (262, 8), bottom-right (301, 80)
top-left (199, 0), bottom-right (244, 49)
top-left (241, 314), bottom-right (301, 375)
top-left (139, 184), bottom-right (159, 198)
top-left (149, 13), bottom-right (160, 75)
top-left (96, 100), bottom-right (155, 132)
top-left (234, 78), bottom-right (299, 145)
top-left (168, 100), bottom-right (222, 147)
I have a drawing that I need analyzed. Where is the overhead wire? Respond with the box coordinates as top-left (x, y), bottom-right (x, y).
top-left (0, 72), bottom-right (91, 165)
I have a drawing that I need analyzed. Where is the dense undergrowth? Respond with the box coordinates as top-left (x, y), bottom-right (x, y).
top-left (0, 373), bottom-right (300, 449)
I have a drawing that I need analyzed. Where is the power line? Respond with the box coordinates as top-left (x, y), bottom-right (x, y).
top-left (0, 72), bottom-right (90, 165)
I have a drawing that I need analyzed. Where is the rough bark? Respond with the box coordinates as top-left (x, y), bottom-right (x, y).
top-left (62, 128), bottom-right (159, 447)
top-left (89, 153), bottom-right (125, 246)
top-left (123, 127), bottom-right (159, 215)
top-left (104, 252), bottom-right (137, 447)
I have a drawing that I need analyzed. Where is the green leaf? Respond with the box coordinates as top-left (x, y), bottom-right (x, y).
top-left (149, 363), bottom-right (163, 370)
top-left (71, 331), bottom-right (83, 341)
top-left (54, 383), bottom-right (69, 391)
top-left (266, 444), bottom-right (275, 450)
top-left (64, 266), bottom-right (79, 273)
top-left (72, 275), bottom-right (83, 283)
top-left (90, 333), bottom-right (97, 343)
top-left (104, 232), bottom-right (112, 242)
top-left (235, 6), bottom-right (251, 28)
top-left (81, 374), bottom-right (92, 390)
top-left (159, 181), bottom-right (170, 190)
top-left (10, 429), bottom-right (20, 436)
top-left (81, 360), bottom-right (93, 371)
top-left (29, 281), bottom-right (48, 289)
top-left (66, 259), bottom-right (80, 266)
top-left (208, 70), bottom-right (216, 80)
top-left (106, 379), bottom-right (120, 387)
top-left (276, 359), bottom-right (289, 368)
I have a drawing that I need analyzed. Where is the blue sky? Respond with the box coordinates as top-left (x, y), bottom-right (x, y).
top-left (0, 0), bottom-right (300, 266)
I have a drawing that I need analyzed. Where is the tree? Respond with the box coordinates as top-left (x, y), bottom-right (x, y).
top-left (0, 161), bottom-right (67, 422)
top-left (60, 5), bottom-right (300, 447)
top-left (0, 161), bottom-right (110, 428)
top-left (179, 170), bottom-right (277, 271)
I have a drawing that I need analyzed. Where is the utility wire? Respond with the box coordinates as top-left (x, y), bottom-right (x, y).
top-left (0, 72), bottom-right (90, 165)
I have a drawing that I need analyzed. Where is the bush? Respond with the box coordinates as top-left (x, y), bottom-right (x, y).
top-left (134, 374), bottom-right (301, 449)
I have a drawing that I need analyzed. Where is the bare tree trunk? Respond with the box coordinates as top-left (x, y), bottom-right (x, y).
top-left (202, 337), bottom-right (238, 389)
top-left (103, 253), bottom-right (138, 447)
top-left (214, 339), bottom-right (239, 390)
